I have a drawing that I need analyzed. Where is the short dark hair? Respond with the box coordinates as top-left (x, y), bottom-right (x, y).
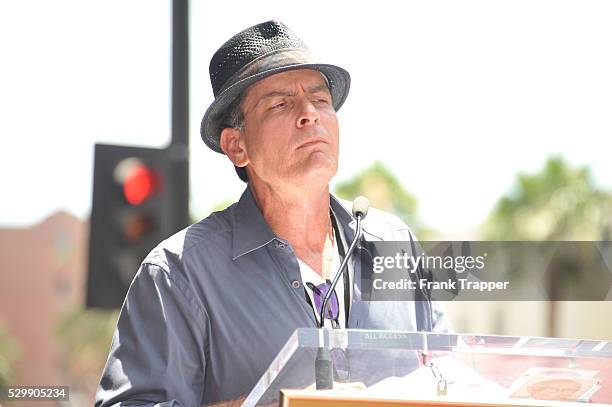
top-left (220, 91), bottom-right (248, 183)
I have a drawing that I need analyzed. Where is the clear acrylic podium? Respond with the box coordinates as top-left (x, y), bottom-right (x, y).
top-left (243, 329), bottom-right (612, 406)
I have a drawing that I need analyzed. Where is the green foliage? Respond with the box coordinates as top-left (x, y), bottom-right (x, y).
top-left (483, 156), bottom-right (612, 240)
top-left (0, 323), bottom-right (20, 387)
top-left (482, 156), bottom-right (612, 337)
top-left (55, 307), bottom-right (119, 390)
top-left (334, 161), bottom-right (429, 236)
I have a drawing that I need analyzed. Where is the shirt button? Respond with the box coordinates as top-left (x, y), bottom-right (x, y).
top-left (291, 280), bottom-right (301, 289)
top-left (276, 241), bottom-right (287, 249)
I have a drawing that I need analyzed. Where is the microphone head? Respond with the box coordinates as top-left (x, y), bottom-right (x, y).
top-left (352, 196), bottom-right (370, 219)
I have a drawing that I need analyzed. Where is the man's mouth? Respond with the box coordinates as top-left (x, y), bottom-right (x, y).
top-left (297, 137), bottom-right (328, 149)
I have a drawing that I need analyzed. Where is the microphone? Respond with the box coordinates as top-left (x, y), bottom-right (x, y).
top-left (352, 196), bottom-right (370, 219)
top-left (315, 196), bottom-right (370, 390)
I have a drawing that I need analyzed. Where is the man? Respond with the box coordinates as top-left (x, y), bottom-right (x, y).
top-left (96, 20), bottom-right (450, 407)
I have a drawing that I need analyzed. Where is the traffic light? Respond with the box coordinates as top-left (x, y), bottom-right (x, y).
top-left (86, 143), bottom-right (184, 308)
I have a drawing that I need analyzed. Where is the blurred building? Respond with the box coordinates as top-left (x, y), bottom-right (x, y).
top-left (0, 211), bottom-right (86, 407)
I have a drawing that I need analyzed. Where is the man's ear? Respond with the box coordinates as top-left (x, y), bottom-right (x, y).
top-left (219, 128), bottom-right (249, 167)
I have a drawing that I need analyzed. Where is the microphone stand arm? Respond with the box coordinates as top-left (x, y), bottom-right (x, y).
top-left (319, 215), bottom-right (362, 328)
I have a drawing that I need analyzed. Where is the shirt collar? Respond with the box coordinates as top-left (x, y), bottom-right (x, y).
top-left (330, 194), bottom-right (357, 243)
top-left (231, 186), bottom-right (358, 260)
top-left (231, 186), bottom-right (277, 260)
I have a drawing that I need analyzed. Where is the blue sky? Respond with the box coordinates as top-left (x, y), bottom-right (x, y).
top-left (2, 0), bottom-right (611, 234)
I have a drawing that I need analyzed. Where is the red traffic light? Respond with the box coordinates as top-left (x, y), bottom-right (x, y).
top-left (123, 164), bottom-right (158, 205)
top-left (114, 158), bottom-right (161, 205)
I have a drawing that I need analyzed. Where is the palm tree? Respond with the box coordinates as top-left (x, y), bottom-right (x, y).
top-left (484, 157), bottom-right (611, 240)
top-left (483, 156), bottom-right (612, 335)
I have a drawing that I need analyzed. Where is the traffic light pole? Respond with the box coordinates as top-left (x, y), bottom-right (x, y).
top-left (87, 0), bottom-right (192, 308)
top-left (169, 0), bottom-right (190, 230)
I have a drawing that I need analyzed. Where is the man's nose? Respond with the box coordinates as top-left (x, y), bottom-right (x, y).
top-left (296, 98), bottom-right (320, 128)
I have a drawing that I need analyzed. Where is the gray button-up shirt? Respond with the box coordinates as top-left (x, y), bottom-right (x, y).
top-left (95, 187), bottom-right (451, 406)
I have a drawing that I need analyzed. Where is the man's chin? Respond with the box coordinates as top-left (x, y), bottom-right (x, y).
top-left (292, 164), bottom-right (337, 187)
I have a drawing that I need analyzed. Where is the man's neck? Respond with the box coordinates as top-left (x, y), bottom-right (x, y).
top-left (248, 180), bottom-right (333, 275)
